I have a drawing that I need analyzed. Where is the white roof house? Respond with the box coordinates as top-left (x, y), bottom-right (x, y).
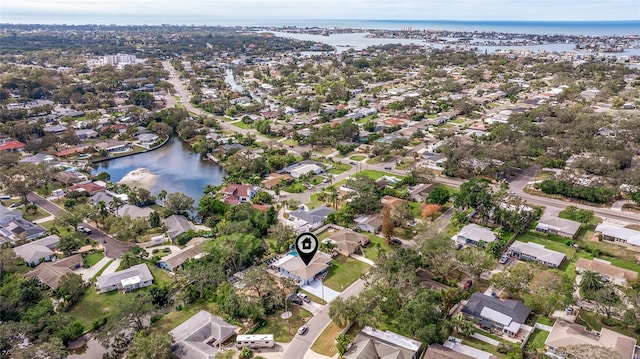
top-left (95, 263), bottom-right (153, 293)
top-left (535, 216), bottom-right (581, 238)
top-left (455, 224), bottom-right (496, 247)
top-left (507, 241), bottom-right (566, 268)
top-left (170, 310), bottom-right (239, 359)
top-left (290, 164), bottom-right (323, 178)
top-left (595, 224), bottom-right (640, 246)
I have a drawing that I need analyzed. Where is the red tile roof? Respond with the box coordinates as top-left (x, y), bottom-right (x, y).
top-left (0, 140), bottom-right (24, 151)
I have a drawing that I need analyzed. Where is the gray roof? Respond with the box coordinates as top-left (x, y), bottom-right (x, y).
top-left (457, 224), bottom-right (496, 244)
top-left (96, 263), bottom-right (153, 291)
top-left (163, 215), bottom-right (195, 240)
top-left (596, 224), bottom-right (640, 246)
top-left (462, 292), bottom-right (530, 325)
top-left (160, 244), bottom-right (203, 271)
top-left (170, 310), bottom-right (238, 359)
top-left (13, 235), bottom-right (60, 265)
top-left (536, 216), bottom-right (581, 236)
top-left (116, 204), bottom-right (154, 219)
top-left (289, 205), bottom-right (335, 225)
top-left (508, 240), bottom-right (566, 267)
top-left (345, 326), bottom-right (421, 359)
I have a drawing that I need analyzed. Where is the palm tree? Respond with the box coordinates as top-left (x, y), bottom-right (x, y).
top-left (580, 270), bottom-right (603, 295)
top-left (157, 189), bottom-right (168, 204)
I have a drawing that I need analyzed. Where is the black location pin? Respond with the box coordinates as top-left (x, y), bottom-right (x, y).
top-left (295, 232), bottom-right (319, 266)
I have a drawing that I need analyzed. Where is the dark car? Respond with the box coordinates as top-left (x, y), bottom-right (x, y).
top-left (288, 294), bottom-right (303, 305)
top-left (390, 237), bottom-right (402, 246)
top-left (463, 279), bottom-right (473, 289)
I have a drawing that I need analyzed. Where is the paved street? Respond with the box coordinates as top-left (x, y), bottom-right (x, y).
top-left (27, 192), bottom-right (133, 258)
top-left (282, 278), bottom-right (366, 359)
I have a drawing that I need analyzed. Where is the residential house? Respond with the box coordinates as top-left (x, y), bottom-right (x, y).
top-left (461, 292), bottom-right (531, 337)
top-left (0, 206), bottom-right (47, 243)
top-left (507, 241), bottom-right (566, 268)
top-left (137, 133), bottom-right (159, 148)
top-left (54, 171), bottom-right (85, 185)
top-left (290, 163), bottom-right (324, 178)
top-left (410, 183), bottom-right (437, 202)
top-left (0, 137), bottom-right (25, 152)
top-left (93, 140), bottom-right (129, 153)
top-left (344, 326), bottom-right (422, 359)
top-left (55, 146), bottom-right (88, 158)
top-left (75, 129), bottom-right (98, 140)
top-left (422, 152), bottom-right (447, 167)
top-left (381, 195), bottom-right (407, 210)
top-left (354, 215), bottom-right (383, 234)
top-left (158, 243), bottom-right (204, 272)
top-left (13, 235), bottom-right (61, 266)
top-left (163, 215), bottom-right (196, 241)
top-left (116, 204), bottom-right (154, 219)
top-left (545, 319), bottom-right (639, 359)
top-left (288, 206), bottom-right (335, 232)
top-left (575, 258), bottom-right (638, 287)
top-left (43, 124), bottom-right (67, 134)
top-left (68, 181), bottom-right (106, 195)
top-left (261, 173), bottom-right (293, 189)
top-left (221, 184), bottom-right (258, 204)
top-left (24, 254), bottom-right (83, 288)
top-left (170, 310), bottom-right (239, 359)
top-left (535, 216), bottom-right (581, 238)
top-left (271, 251), bottom-right (331, 285)
top-left (19, 153), bottom-right (55, 164)
top-left (455, 224), bottom-right (497, 247)
top-left (95, 263), bottom-right (153, 293)
top-left (325, 229), bottom-right (370, 256)
top-left (595, 224), bottom-right (640, 247)
top-left (427, 339), bottom-right (498, 359)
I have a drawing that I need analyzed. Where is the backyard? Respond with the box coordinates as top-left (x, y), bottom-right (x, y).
top-left (323, 256), bottom-right (371, 292)
top-left (310, 321), bottom-right (344, 357)
top-left (253, 305), bottom-right (312, 342)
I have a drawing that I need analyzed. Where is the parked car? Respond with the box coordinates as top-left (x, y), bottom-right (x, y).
top-left (390, 238), bottom-right (402, 246)
top-left (384, 166), bottom-right (392, 170)
top-left (349, 161), bottom-right (356, 165)
top-left (463, 279), bottom-right (473, 289)
top-left (499, 255), bottom-right (510, 264)
top-left (76, 225), bottom-right (92, 235)
top-left (297, 292), bottom-right (311, 303)
top-left (288, 295), bottom-right (303, 305)
top-left (297, 325), bottom-right (308, 335)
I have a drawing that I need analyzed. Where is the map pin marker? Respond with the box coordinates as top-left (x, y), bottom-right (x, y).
top-left (295, 232), bottom-right (319, 266)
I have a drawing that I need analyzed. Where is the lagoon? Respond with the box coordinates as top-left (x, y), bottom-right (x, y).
top-left (92, 137), bottom-right (225, 205)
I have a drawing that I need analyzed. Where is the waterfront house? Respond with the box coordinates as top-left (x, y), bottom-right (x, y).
top-left (221, 184), bottom-right (258, 204)
top-left (163, 215), bottom-right (195, 241)
top-left (507, 241), bottom-right (566, 268)
top-left (93, 140), bottom-right (129, 153)
top-left (170, 310), bottom-right (239, 359)
top-left (455, 224), bottom-right (497, 247)
top-left (462, 292), bottom-right (531, 338)
top-left (95, 263), bottom-right (153, 293)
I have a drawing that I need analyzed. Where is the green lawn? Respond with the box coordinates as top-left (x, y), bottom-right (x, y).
top-left (67, 288), bottom-right (121, 330)
top-left (307, 193), bottom-right (324, 210)
top-left (525, 329), bottom-right (550, 353)
top-left (515, 232), bottom-right (577, 256)
top-left (93, 259), bottom-right (113, 279)
top-left (232, 121), bottom-right (251, 129)
top-left (459, 336), bottom-right (502, 356)
top-left (328, 162), bottom-right (351, 174)
top-left (83, 251), bottom-right (105, 267)
top-left (357, 170), bottom-right (403, 180)
top-left (349, 155), bottom-right (366, 161)
top-left (253, 305), bottom-right (312, 342)
top-left (310, 321), bottom-right (343, 357)
top-left (22, 207), bottom-right (52, 221)
top-left (283, 182), bottom-right (306, 193)
top-left (281, 138), bottom-right (298, 146)
top-left (363, 233), bottom-right (392, 261)
top-left (151, 302), bottom-right (220, 334)
top-left (324, 256), bottom-right (371, 292)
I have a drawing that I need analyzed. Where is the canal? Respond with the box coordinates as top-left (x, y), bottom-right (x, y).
top-left (92, 136), bottom-right (226, 205)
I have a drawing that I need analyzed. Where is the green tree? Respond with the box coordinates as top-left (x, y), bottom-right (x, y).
top-left (58, 236), bottom-right (81, 256)
top-left (580, 270), bottom-right (603, 296)
top-left (97, 292), bottom-right (155, 347)
top-left (336, 334), bottom-right (350, 358)
top-left (490, 262), bottom-right (536, 298)
top-left (127, 331), bottom-right (173, 359)
top-left (456, 247), bottom-right (495, 280)
top-left (54, 273), bottom-right (85, 307)
top-left (164, 192), bottom-right (195, 215)
top-left (428, 186), bottom-right (450, 205)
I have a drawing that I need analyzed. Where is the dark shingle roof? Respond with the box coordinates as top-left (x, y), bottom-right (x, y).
top-left (462, 292), bottom-right (530, 324)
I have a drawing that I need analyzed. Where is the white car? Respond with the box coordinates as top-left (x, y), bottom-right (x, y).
top-left (297, 292), bottom-right (311, 303)
top-left (499, 255), bottom-right (510, 264)
top-left (297, 325), bottom-right (308, 335)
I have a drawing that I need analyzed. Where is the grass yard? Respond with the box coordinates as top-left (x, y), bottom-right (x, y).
top-left (232, 121), bottom-right (251, 129)
top-left (253, 305), bottom-right (312, 342)
top-left (283, 182), bottom-right (306, 193)
top-left (281, 138), bottom-right (298, 146)
top-left (83, 251), bottom-right (105, 267)
top-left (307, 193), bottom-right (324, 210)
top-left (357, 170), bottom-right (403, 180)
top-left (525, 329), bottom-right (550, 353)
top-left (328, 162), bottom-right (351, 174)
top-left (460, 336), bottom-right (502, 356)
top-left (349, 155), bottom-right (366, 161)
top-left (151, 302), bottom-right (220, 334)
top-left (363, 233), bottom-right (392, 261)
top-left (22, 207), bottom-right (52, 221)
top-left (324, 256), bottom-right (371, 292)
top-left (516, 232), bottom-right (577, 256)
top-left (149, 265), bottom-right (174, 287)
top-left (67, 289), bottom-right (121, 330)
top-left (310, 321), bottom-right (343, 356)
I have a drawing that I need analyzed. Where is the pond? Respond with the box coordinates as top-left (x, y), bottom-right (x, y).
top-left (92, 136), bottom-right (226, 205)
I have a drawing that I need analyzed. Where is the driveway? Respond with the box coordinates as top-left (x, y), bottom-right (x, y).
top-left (75, 256), bottom-right (112, 282)
top-left (301, 281), bottom-right (340, 302)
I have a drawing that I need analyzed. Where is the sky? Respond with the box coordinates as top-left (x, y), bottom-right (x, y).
top-left (1, 0), bottom-right (639, 24)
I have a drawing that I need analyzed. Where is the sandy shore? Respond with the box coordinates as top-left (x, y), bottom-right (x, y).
top-left (118, 168), bottom-right (158, 189)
